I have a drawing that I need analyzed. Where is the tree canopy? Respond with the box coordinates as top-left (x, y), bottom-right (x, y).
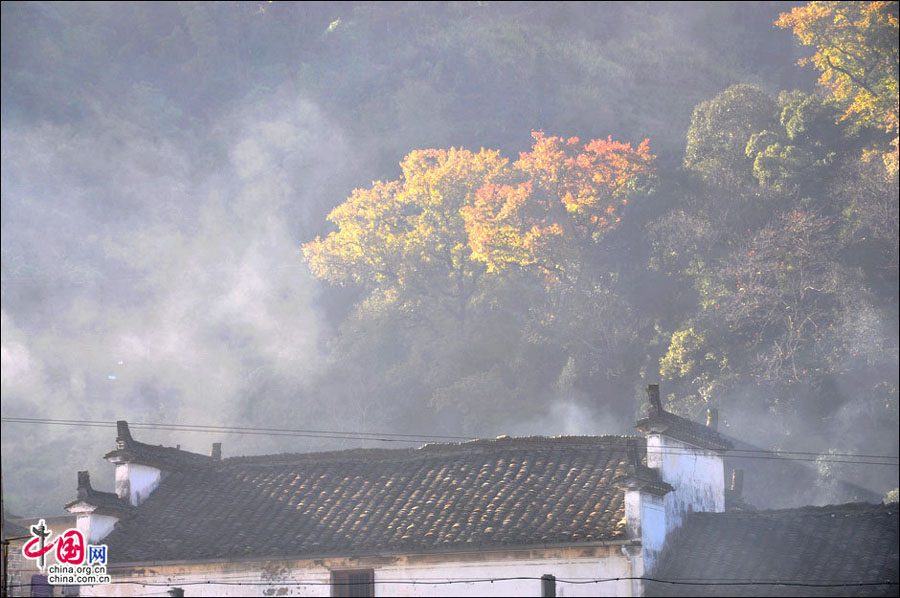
top-left (303, 147), bottom-right (509, 321)
top-left (777, 1), bottom-right (899, 172)
top-left (304, 132), bottom-right (655, 299)
top-left (463, 132), bottom-right (655, 280)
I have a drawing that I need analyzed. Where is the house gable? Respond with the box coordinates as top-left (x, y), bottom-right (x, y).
top-left (634, 384), bottom-right (732, 566)
top-left (104, 420), bottom-right (215, 507)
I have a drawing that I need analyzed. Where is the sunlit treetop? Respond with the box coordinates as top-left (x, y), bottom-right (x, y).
top-left (777, 1), bottom-right (899, 171)
top-left (305, 132), bottom-right (655, 297)
top-left (303, 147), bottom-right (509, 301)
top-left (464, 131), bottom-right (655, 279)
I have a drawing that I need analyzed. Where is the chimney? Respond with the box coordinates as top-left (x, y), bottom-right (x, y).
top-left (116, 420), bottom-right (133, 448)
top-left (706, 408), bottom-right (719, 430)
top-left (730, 468), bottom-right (744, 497)
top-left (210, 442), bottom-right (222, 461)
top-left (627, 437), bottom-right (640, 469)
top-left (647, 384), bottom-right (662, 416)
top-left (77, 470), bottom-right (92, 499)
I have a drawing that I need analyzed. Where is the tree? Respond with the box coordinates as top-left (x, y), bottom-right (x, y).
top-left (303, 147), bottom-right (510, 323)
top-left (777, 1), bottom-right (899, 172)
top-left (684, 85), bottom-right (779, 189)
top-left (462, 132), bottom-right (655, 282)
top-left (305, 132), bottom-right (657, 428)
top-left (307, 133), bottom-right (654, 306)
top-left (745, 91), bottom-right (850, 197)
top-left (713, 208), bottom-right (869, 395)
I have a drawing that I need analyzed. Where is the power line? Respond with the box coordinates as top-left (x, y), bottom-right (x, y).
top-left (0, 416), bottom-right (470, 441)
top-left (7, 576), bottom-right (898, 589)
top-left (2, 417), bottom-right (897, 465)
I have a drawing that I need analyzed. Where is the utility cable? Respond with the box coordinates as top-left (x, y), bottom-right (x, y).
top-left (2, 417), bottom-right (897, 465)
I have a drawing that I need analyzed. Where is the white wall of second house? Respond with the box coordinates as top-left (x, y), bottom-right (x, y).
top-left (639, 493), bottom-right (666, 571)
top-left (623, 489), bottom-right (667, 574)
top-left (116, 463), bottom-right (162, 507)
top-left (646, 434), bottom-right (724, 533)
top-left (82, 546), bottom-right (640, 597)
top-left (76, 513), bottom-right (119, 544)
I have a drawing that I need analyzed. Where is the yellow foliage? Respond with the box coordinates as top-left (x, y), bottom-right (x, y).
top-left (777, 1), bottom-right (899, 172)
top-left (660, 328), bottom-right (705, 379)
top-left (302, 148), bottom-right (510, 297)
top-left (304, 131), bottom-right (654, 295)
top-left (462, 131), bottom-right (655, 280)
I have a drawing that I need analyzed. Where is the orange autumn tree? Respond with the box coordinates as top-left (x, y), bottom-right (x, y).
top-left (304, 132), bottom-right (654, 320)
top-left (303, 147), bottom-right (510, 320)
top-left (777, 1), bottom-right (899, 172)
top-left (462, 132), bottom-right (655, 281)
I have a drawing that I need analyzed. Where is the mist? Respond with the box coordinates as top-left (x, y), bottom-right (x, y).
top-left (2, 2), bottom-right (897, 517)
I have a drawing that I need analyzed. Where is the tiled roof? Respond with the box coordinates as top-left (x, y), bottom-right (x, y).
top-left (646, 502), bottom-right (900, 597)
top-left (634, 385), bottom-right (732, 451)
top-left (3, 519), bottom-right (30, 539)
top-left (104, 421), bottom-right (213, 470)
top-left (635, 410), bottom-right (732, 451)
top-left (65, 471), bottom-right (132, 516)
top-left (104, 435), bottom-right (643, 563)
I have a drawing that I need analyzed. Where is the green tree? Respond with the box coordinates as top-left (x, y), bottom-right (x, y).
top-left (745, 91), bottom-right (850, 197)
top-left (684, 84), bottom-right (779, 189)
top-left (777, 1), bottom-right (899, 172)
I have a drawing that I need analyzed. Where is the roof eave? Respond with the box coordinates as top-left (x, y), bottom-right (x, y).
top-left (635, 419), bottom-right (732, 452)
top-left (106, 537), bottom-right (642, 570)
top-left (65, 498), bottom-right (132, 517)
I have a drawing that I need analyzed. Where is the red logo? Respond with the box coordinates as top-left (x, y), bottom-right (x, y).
top-left (56, 530), bottom-right (85, 565)
top-left (21, 520), bottom-right (87, 572)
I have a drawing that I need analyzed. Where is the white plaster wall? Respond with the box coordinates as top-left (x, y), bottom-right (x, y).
top-left (117, 464), bottom-right (162, 507)
top-left (82, 549), bottom-right (637, 597)
top-left (639, 494), bottom-right (665, 572)
top-left (646, 434), bottom-right (724, 533)
top-left (375, 557), bottom-right (632, 597)
top-left (76, 514), bottom-right (119, 544)
top-left (624, 490), bottom-right (642, 539)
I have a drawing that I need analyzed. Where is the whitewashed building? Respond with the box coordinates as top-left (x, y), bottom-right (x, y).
top-left (62, 384), bottom-right (735, 597)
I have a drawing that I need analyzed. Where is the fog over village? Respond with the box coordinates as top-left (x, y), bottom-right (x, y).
top-left (1, 0), bottom-right (897, 542)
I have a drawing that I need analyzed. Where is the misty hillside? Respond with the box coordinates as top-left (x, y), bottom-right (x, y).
top-left (2, 1), bottom-right (897, 517)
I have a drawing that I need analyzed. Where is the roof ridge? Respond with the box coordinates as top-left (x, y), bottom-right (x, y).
top-left (219, 434), bottom-right (644, 465)
top-left (692, 501), bottom-right (897, 517)
top-left (104, 420), bottom-right (214, 469)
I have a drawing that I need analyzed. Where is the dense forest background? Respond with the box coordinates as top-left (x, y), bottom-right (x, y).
top-left (2, 1), bottom-right (897, 516)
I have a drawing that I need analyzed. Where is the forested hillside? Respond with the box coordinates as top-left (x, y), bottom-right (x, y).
top-left (2, 1), bottom-right (896, 515)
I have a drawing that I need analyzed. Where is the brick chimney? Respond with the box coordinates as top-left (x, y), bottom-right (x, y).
top-left (76, 470), bottom-right (92, 500)
top-left (116, 420), bottom-right (133, 449)
top-left (210, 442), bottom-right (222, 461)
top-left (647, 384), bottom-right (662, 416)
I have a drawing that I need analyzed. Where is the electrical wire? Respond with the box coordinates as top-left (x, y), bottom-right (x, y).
top-left (7, 576), bottom-right (898, 589)
top-left (2, 416), bottom-right (897, 465)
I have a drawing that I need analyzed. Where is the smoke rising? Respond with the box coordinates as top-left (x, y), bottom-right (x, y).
top-left (1, 81), bottom-right (354, 514)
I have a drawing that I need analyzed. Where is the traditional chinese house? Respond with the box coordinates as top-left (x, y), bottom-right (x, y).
top-left (34, 385), bottom-right (898, 597)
